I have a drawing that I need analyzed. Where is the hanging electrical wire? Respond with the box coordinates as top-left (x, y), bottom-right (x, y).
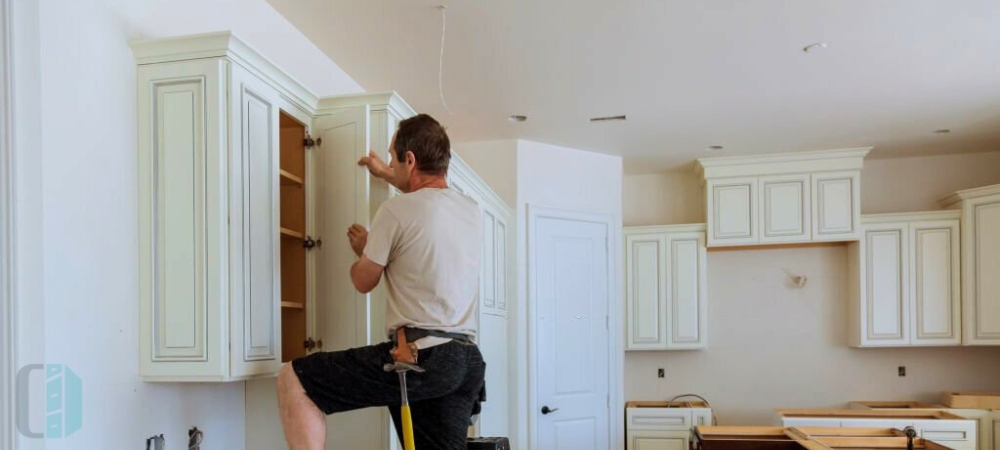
top-left (437, 5), bottom-right (453, 115)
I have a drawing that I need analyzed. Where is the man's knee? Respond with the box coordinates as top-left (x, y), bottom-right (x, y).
top-left (277, 363), bottom-right (301, 398)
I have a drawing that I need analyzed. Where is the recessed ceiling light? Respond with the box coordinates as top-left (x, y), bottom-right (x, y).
top-left (508, 115), bottom-right (527, 123)
top-left (803, 42), bottom-right (828, 53)
top-left (933, 129), bottom-right (951, 134)
top-left (706, 145), bottom-right (724, 152)
top-left (589, 115), bottom-right (627, 122)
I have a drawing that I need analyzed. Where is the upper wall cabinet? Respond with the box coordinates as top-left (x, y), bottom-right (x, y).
top-left (625, 224), bottom-right (708, 351)
top-left (695, 148), bottom-right (869, 247)
top-left (133, 36), bottom-right (290, 381)
top-left (942, 184), bottom-right (1000, 346)
top-left (847, 211), bottom-right (961, 348)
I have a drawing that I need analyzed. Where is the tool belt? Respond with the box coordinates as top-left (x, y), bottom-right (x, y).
top-left (390, 327), bottom-right (474, 365)
top-left (390, 327), bottom-right (473, 345)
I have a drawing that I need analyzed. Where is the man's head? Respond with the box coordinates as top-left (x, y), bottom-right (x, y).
top-left (388, 114), bottom-right (450, 192)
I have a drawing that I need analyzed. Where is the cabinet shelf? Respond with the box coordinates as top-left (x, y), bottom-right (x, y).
top-left (280, 227), bottom-right (305, 240)
top-left (280, 169), bottom-right (304, 187)
top-left (281, 301), bottom-right (304, 310)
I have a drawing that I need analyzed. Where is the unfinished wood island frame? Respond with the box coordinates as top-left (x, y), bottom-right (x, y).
top-left (695, 426), bottom-right (955, 450)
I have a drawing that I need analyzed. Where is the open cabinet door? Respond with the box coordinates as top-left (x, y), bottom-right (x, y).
top-left (310, 106), bottom-right (391, 450)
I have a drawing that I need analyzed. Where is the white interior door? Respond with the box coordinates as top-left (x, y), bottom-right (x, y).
top-left (531, 210), bottom-right (611, 450)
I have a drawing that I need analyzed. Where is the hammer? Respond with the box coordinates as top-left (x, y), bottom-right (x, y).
top-left (385, 329), bottom-right (424, 450)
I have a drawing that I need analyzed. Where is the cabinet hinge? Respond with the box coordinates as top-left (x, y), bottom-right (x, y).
top-left (607, 393), bottom-right (611, 409)
top-left (606, 315), bottom-right (609, 330)
top-left (304, 133), bottom-right (321, 149)
top-left (303, 236), bottom-right (322, 250)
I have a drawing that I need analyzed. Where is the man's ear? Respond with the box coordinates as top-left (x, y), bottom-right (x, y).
top-left (405, 151), bottom-right (417, 168)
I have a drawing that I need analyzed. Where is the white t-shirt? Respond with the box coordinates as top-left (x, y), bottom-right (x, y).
top-left (364, 187), bottom-right (482, 343)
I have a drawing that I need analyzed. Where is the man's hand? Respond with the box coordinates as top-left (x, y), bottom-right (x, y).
top-left (358, 150), bottom-right (392, 181)
top-left (347, 224), bottom-right (368, 257)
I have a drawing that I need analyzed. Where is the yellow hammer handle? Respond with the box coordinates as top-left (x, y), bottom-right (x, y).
top-left (402, 404), bottom-right (416, 450)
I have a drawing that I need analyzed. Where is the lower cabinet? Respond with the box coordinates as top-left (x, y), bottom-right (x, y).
top-left (779, 416), bottom-right (976, 450)
top-left (626, 405), bottom-right (712, 450)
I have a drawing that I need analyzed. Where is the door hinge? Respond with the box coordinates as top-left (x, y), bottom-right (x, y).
top-left (303, 236), bottom-right (322, 250)
top-left (304, 133), bottom-right (321, 149)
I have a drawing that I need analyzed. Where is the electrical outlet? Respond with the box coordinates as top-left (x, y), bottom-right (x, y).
top-left (898, 366), bottom-right (906, 377)
top-left (657, 368), bottom-right (664, 378)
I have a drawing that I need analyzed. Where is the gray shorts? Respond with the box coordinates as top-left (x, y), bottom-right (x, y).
top-left (291, 340), bottom-right (486, 450)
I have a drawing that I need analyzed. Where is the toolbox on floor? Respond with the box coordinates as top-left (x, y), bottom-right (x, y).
top-left (467, 436), bottom-right (510, 450)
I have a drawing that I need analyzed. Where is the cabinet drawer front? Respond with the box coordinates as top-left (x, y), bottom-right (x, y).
top-left (627, 409), bottom-right (692, 430)
top-left (921, 430), bottom-right (970, 441)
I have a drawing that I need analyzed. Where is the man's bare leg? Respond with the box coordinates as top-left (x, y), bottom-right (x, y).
top-left (278, 363), bottom-right (327, 450)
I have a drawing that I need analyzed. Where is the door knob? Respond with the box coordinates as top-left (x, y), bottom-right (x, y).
top-left (541, 406), bottom-right (559, 415)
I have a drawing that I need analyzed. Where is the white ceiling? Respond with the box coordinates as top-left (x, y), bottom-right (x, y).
top-left (265, 0), bottom-right (1000, 173)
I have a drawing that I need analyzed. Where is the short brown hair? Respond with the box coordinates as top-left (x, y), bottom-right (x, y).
top-left (393, 114), bottom-right (450, 175)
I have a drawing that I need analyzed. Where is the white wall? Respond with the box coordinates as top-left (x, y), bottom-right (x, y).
top-left (862, 152), bottom-right (1000, 214)
top-left (453, 140), bottom-right (518, 208)
top-left (8, 0), bottom-right (363, 447)
top-left (622, 151), bottom-right (1000, 426)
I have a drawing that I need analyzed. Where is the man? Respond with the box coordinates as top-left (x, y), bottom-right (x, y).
top-left (277, 114), bottom-right (485, 450)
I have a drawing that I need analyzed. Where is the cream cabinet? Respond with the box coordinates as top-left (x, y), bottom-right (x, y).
top-left (136, 53), bottom-right (283, 381)
top-left (942, 184), bottom-right (1000, 346)
top-left (626, 403), bottom-right (713, 450)
top-left (625, 224), bottom-right (707, 350)
top-left (847, 211), bottom-right (961, 347)
top-left (696, 148), bottom-right (869, 247)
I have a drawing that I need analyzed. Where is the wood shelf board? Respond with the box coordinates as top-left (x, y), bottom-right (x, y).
top-left (280, 169), bottom-right (304, 186)
top-left (280, 227), bottom-right (305, 240)
top-left (281, 301), bottom-right (304, 310)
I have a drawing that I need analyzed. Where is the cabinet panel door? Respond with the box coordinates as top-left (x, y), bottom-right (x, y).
top-left (812, 171), bottom-right (860, 241)
top-left (964, 197), bottom-right (1000, 344)
top-left (910, 219), bottom-right (961, 346)
top-left (626, 234), bottom-right (668, 350)
top-left (138, 59), bottom-right (226, 379)
top-left (759, 174), bottom-right (811, 243)
top-left (707, 178), bottom-right (758, 246)
top-left (229, 64), bottom-right (282, 377)
top-left (496, 216), bottom-right (508, 313)
top-left (482, 207), bottom-right (498, 313)
top-left (667, 232), bottom-right (707, 349)
top-left (863, 224), bottom-right (910, 346)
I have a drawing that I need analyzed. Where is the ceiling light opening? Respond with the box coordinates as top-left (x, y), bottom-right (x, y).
top-left (933, 129), bottom-right (951, 134)
top-left (803, 42), bottom-right (828, 53)
top-left (706, 145), bottom-right (724, 152)
top-left (589, 115), bottom-right (627, 122)
top-left (508, 115), bottom-right (527, 123)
